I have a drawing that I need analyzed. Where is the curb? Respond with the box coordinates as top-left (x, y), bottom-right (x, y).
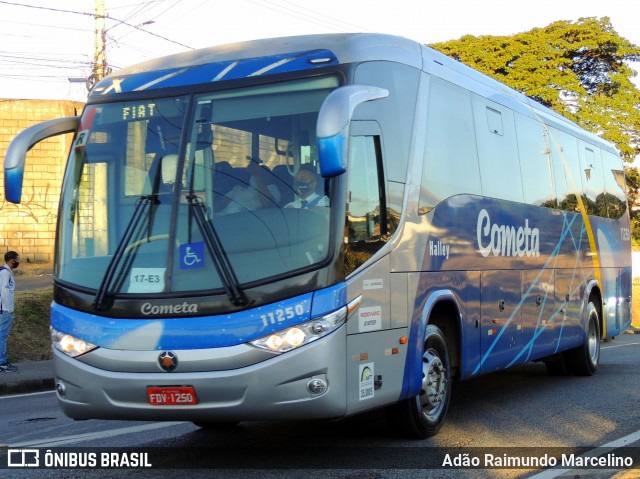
top-left (0, 377), bottom-right (55, 396)
top-left (625, 326), bottom-right (640, 335)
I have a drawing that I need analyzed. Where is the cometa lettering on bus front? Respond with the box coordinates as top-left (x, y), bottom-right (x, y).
top-left (476, 209), bottom-right (540, 258)
top-left (141, 302), bottom-right (198, 315)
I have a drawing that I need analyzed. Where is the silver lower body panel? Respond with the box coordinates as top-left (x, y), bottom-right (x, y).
top-left (54, 327), bottom-right (347, 422)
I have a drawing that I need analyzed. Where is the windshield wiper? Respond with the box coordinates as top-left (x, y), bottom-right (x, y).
top-left (186, 194), bottom-right (248, 307)
top-left (92, 195), bottom-right (156, 311)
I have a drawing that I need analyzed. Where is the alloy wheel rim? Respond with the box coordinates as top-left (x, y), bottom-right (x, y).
top-left (419, 348), bottom-right (447, 420)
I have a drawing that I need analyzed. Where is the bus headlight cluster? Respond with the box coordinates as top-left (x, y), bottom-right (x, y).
top-left (51, 327), bottom-right (98, 358)
top-left (250, 306), bottom-right (347, 353)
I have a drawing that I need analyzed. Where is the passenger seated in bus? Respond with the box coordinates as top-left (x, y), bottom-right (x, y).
top-left (248, 158), bottom-right (281, 207)
top-left (271, 164), bottom-right (296, 205)
top-left (218, 157), bottom-right (281, 214)
top-left (212, 161), bottom-right (234, 198)
top-left (285, 163), bottom-right (329, 209)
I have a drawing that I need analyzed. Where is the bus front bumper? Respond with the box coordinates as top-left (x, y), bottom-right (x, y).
top-left (53, 327), bottom-right (347, 422)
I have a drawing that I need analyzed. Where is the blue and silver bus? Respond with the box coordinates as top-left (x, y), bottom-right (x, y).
top-left (4, 33), bottom-right (632, 438)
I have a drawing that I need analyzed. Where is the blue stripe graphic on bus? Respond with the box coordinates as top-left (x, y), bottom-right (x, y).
top-left (50, 282), bottom-right (346, 350)
top-left (93, 49), bottom-right (338, 95)
top-left (311, 282), bottom-right (347, 317)
top-left (472, 213), bottom-right (583, 374)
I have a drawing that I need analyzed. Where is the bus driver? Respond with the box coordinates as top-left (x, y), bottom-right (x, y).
top-left (285, 163), bottom-right (329, 209)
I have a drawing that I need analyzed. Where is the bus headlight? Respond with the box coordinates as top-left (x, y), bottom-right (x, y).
top-left (250, 306), bottom-right (347, 353)
top-left (51, 327), bottom-right (98, 358)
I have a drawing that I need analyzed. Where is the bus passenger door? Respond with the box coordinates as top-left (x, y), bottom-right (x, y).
top-left (480, 270), bottom-right (522, 372)
top-left (343, 122), bottom-right (403, 414)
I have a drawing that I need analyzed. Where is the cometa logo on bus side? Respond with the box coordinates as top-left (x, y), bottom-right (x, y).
top-left (476, 209), bottom-right (540, 258)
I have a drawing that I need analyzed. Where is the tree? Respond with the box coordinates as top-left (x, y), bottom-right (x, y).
top-left (430, 17), bottom-right (640, 161)
top-left (626, 165), bottom-right (640, 246)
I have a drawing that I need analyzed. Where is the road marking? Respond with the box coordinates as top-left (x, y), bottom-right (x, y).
top-left (602, 341), bottom-right (640, 350)
top-left (527, 429), bottom-right (640, 479)
top-left (0, 390), bottom-right (54, 400)
top-left (9, 421), bottom-right (186, 448)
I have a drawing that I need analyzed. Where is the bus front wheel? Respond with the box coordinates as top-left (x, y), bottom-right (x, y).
top-left (386, 324), bottom-right (451, 439)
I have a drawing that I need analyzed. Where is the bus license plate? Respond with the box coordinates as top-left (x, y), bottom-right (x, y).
top-left (147, 386), bottom-right (197, 405)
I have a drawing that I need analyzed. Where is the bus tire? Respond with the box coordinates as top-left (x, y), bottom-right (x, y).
top-left (386, 324), bottom-right (451, 439)
top-left (564, 301), bottom-right (600, 376)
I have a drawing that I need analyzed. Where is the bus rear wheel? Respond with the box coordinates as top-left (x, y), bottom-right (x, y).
top-left (564, 301), bottom-right (600, 376)
top-left (386, 324), bottom-right (451, 439)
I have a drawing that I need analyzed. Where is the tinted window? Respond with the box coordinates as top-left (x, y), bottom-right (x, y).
top-left (549, 128), bottom-right (580, 212)
top-left (580, 146), bottom-right (606, 216)
top-left (354, 61), bottom-right (420, 183)
top-left (345, 135), bottom-right (386, 275)
top-left (516, 115), bottom-right (556, 207)
top-left (420, 78), bottom-right (481, 212)
top-left (473, 95), bottom-right (523, 203)
top-left (602, 150), bottom-right (628, 219)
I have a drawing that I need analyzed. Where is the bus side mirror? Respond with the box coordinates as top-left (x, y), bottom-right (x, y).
top-left (316, 85), bottom-right (388, 178)
top-left (4, 116), bottom-right (79, 204)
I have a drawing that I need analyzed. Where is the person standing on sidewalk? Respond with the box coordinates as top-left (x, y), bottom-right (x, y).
top-left (0, 251), bottom-right (20, 373)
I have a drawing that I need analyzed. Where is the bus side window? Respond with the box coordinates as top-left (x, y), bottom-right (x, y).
top-left (516, 114), bottom-right (556, 208)
top-left (344, 135), bottom-right (386, 275)
top-left (550, 128), bottom-right (584, 212)
top-left (580, 146), bottom-right (606, 217)
top-left (601, 150), bottom-right (628, 219)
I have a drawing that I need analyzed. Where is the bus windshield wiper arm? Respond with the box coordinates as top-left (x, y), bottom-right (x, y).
top-left (186, 194), bottom-right (248, 307)
top-left (93, 195), bottom-right (155, 310)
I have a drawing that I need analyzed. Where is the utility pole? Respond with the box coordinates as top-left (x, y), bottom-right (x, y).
top-left (89, 0), bottom-right (107, 91)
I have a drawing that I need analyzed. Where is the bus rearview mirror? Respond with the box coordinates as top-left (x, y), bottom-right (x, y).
top-left (316, 85), bottom-right (388, 178)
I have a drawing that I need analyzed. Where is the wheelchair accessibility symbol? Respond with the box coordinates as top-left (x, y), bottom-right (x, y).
top-left (180, 242), bottom-right (204, 269)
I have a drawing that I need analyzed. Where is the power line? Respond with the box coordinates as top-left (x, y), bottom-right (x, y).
top-left (142, 0), bottom-right (182, 23)
top-left (0, 49), bottom-right (90, 57)
top-left (0, 19), bottom-right (90, 33)
top-left (110, 0), bottom-right (168, 23)
top-left (162, 0), bottom-right (209, 25)
top-left (0, 56), bottom-right (89, 67)
top-left (0, 73), bottom-right (83, 81)
top-left (277, 0), bottom-right (375, 32)
top-left (105, 10), bottom-right (194, 50)
top-left (0, 0), bottom-right (194, 50)
top-left (0, 1), bottom-right (94, 18)
top-left (246, 0), bottom-right (375, 33)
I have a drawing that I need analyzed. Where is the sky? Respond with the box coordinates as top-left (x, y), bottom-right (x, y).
top-left (0, 0), bottom-right (639, 102)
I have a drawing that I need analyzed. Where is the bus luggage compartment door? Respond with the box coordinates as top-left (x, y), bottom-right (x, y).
top-left (480, 270), bottom-right (522, 373)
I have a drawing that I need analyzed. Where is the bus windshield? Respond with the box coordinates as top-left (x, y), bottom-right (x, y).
top-left (56, 76), bottom-right (339, 299)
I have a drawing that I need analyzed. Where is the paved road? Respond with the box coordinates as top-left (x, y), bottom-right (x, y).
top-left (2, 333), bottom-right (639, 478)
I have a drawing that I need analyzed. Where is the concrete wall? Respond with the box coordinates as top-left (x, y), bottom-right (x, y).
top-left (0, 100), bottom-right (83, 263)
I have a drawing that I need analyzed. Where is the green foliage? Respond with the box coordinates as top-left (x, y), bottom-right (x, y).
top-left (627, 166), bottom-right (640, 236)
top-left (430, 17), bottom-right (640, 161)
top-left (7, 287), bottom-right (53, 361)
